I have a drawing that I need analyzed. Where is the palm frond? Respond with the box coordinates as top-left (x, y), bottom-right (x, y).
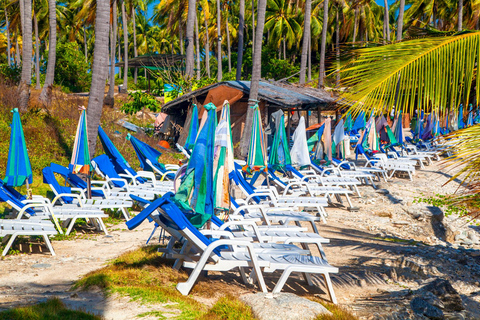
top-left (338, 32), bottom-right (480, 116)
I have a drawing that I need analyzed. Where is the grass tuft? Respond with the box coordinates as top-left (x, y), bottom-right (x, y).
top-left (198, 294), bottom-right (255, 320)
top-left (0, 297), bottom-right (102, 320)
top-left (313, 300), bottom-right (358, 320)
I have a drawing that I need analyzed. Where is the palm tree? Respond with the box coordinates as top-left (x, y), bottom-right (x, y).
top-left (397, 0), bottom-right (405, 40)
top-left (216, 0), bottom-right (222, 81)
top-left (195, 9), bottom-right (201, 79)
top-left (39, 0), bottom-right (56, 104)
top-left (383, 0), bottom-right (390, 42)
top-left (458, 0), bottom-right (463, 31)
top-left (5, 4), bottom-right (11, 66)
top-left (121, 0), bottom-right (128, 92)
top-left (201, 3), bottom-right (211, 77)
top-left (299, 0), bottom-right (312, 84)
top-left (225, 7), bottom-right (231, 73)
top-left (106, 0), bottom-right (117, 106)
top-left (338, 31), bottom-right (480, 215)
top-left (33, 8), bottom-right (40, 90)
top-left (317, 0), bottom-right (328, 88)
top-left (19, 0), bottom-right (32, 112)
top-left (185, 0), bottom-right (196, 77)
top-left (265, 0), bottom-right (302, 54)
top-left (240, 0), bottom-right (267, 157)
top-left (236, 0), bottom-right (245, 80)
top-left (86, 0), bottom-right (110, 156)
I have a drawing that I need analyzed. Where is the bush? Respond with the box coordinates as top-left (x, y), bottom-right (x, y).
top-left (0, 64), bottom-right (21, 85)
top-left (121, 91), bottom-right (161, 115)
top-left (52, 42), bottom-right (90, 93)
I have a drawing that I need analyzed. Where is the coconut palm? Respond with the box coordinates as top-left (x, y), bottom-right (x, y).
top-left (397, 0), bottom-right (405, 40)
top-left (216, 0), bottom-right (222, 81)
top-left (121, 0), bottom-right (128, 92)
top-left (39, 0), bottom-right (57, 104)
top-left (86, 0), bottom-right (110, 156)
top-left (106, 0), bottom-right (117, 106)
top-left (240, 0), bottom-right (267, 157)
top-left (236, 0), bottom-right (245, 80)
top-left (19, 0), bottom-right (32, 111)
top-left (185, 0), bottom-right (196, 77)
top-left (299, 0), bottom-right (311, 84)
top-left (317, 0), bottom-right (328, 88)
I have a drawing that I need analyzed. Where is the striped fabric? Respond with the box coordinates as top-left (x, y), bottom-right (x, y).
top-left (70, 108), bottom-right (91, 174)
top-left (244, 104), bottom-right (267, 174)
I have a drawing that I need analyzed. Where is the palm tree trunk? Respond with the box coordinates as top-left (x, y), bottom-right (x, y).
top-left (15, 29), bottom-right (20, 65)
top-left (19, 0), bottom-right (24, 35)
top-left (34, 12), bottom-right (40, 90)
top-left (83, 26), bottom-right (88, 63)
top-left (353, 8), bottom-right (358, 44)
top-left (185, 0), bottom-right (196, 77)
top-left (106, 0), bottom-right (117, 105)
top-left (236, 0), bottom-right (245, 80)
top-left (86, 0), bottom-right (110, 157)
top-left (40, 0), bottom-right (57, 104)
top-left (180, 20), bottom-right (184, 55)
top-left (251, 0), bottom-right (255, 56)
top-left (5, 10), bottom-right (11, 66)
top-left (317, 0), bottom-right (328, 88)
top-left (307, 34), bottom-right (311, 82)
top-left (299, 0), bottom-right (311, 84)
top-left (383, 0), bottom-right (390, 42)
top-left (216, 0), bottom-right (222, 81)
top-left (282, 37), bottom-right (286, 60)
top-left (19, 0), bottom-right (32, 112)
top-left (226, 14), bottom-right (231, 73)
top-left (240, 0), bottom-right (266, 157)
top-left (458, 0), bottom-right (463, 31)
top-left (203, 8), bottom-right (211, 77)
top-left (397, 0), bottom-right (405, 41)
top-left (335, 6), bottom-right (340, 86)
top-left (132, 7), bottom-right (138, 84)
top-left (121, 0), bottom-right (128, 92)
top-left (195, 9), bottom-right (201, 80)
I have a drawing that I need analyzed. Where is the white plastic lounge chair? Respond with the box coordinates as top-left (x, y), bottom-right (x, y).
top-left (1, 219), bottom-right (57, 256)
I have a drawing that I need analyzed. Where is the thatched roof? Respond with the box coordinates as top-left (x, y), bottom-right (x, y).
top-left (162, 80), bottom-right (337, 114)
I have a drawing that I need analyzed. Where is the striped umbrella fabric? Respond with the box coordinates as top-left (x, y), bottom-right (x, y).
top-left (269, 109), bottom-right (291, 169)
top-left (3, 108), bottom-right (33, 187)
top-left (184, 104), bottom-right (199, 151)
top-left (458, 104), bottom-right (465, 129)
top-left (70, 107), bottom-right (91, 174)
top-left (244, 104), bottom-right (267, 173)
top-left (213, 101), bottom-right (234, 211)
top-left (174, 103), bottom-right (217, 228)
top-left (394, 111), bottom-right (404, 144)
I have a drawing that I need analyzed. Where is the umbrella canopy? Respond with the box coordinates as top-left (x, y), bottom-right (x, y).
top-left (3, 108), bottom-right (33, 187)
top-left (269, 109), bottom-right (291, 169)
top-left (213, 101), bottom-right (234, 211)
top-left (244, 104), bottom-right (267, 173)
top-left (351, 111), bottom-right (366, 132)
top-left (344, 112), bottom-right (353, 132)
top-left (290, 116), bottom-right (311, 167)
top-left (307, 123), bottom-right (325, 161)
top-left (360, 116), bottom-right (380, 152)
top-left (173, 103), bottom-right (217, 227)
top-left (467, 105), bottom-right (474, 127)
top-left (184, 104), bottom-right (199, 151)
top-left (70, 107), bottom-right (91, 174)
top-left (421, 114), bottom-right (433, 140)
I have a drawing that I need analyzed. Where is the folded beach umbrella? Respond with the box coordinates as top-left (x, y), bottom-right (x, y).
top-left (3, 108), bottom-right (33, 188)
top-left (467, 105), bottom-right (474, 127)
top-left (184, 104), bottom-right (199, 151)
top-left (70, 107), bottom-right (91, 175)
top-left (361, 116), bottom-right (380, 152)
top-left (173, 103), bottom-right (217, 227)
top-left (394, 111), bottom-right (404, 144)
top-left (126, 134), bottom-right (162, 171)
top-left (332, 119), bottom-right (346, 158)
top-left (98, 126), bottom-right (130, 173)
top-left (213, 101), bottom-right (234, 211)
top-left (323, 117), bottom-right (333, 161)
top-left (351, 111), bottom-right (366, 132)
top-left (344, 112), bottom-right (353, 133)
top-left (421, 113), bottom-right (433, 140)
top-left (458, 104), bottom-right (465, 129)
top-left (269, 109), bottom-right (291, 169)
top-left (244, 104), bottom-right (267, 173)
top-left (307, 123), bottom-right (325, 155)
top-left (290, 116), bottom-right (311, 167)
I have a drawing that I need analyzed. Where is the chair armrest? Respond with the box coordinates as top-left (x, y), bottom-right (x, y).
top-left (52, 193), bottom-right (84, 207)
top-left (219, 221), bottom-right (267, 243)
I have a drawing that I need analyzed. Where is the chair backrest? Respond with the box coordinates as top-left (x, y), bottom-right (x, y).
top-left (42, 165), bottom-right (74, 203)
top-left (228, 170), bottom-right (263, 204)
top-left (0, 184), bottom-right (36, 215)
top-left (92, 155), bottom-right (126, 188)
top-left (49, 163), bottom-right (104, 198)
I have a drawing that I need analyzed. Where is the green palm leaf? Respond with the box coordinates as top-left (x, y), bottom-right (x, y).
top-left (339, 32), bottom-right (480, 116)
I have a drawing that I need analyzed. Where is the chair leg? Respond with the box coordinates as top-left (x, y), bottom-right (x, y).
top-left (2, 234), bottom-right (17, 256)
top-left (97, 218), bottom-right (108, 235)
top-left (303, 272), bottom-right (314, 286)
top-left (65, 218), bottom-right (77, 235)
top-left (42, 234), bottom-right (56, 256)
top-left (273, 267), bottom-right (294, 294)
top-left (322, 273), bottom-right (337, 304)
top-left (121, 207), bottom-right (130, 220)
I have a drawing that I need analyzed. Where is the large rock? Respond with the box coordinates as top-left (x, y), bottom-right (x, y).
top-left (240, 292), bottom-right (332, 320)
top-left (410, 297), bottom-right (444, 319)
top-left (420, 279), bottom-right (465, 312)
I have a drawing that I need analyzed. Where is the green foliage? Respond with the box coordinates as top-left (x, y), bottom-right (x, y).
top-left (53, 42), bottom-right (91, 93)
top-left (199, 294), bottom-right (255, 320)
top-left (121, 92), bottom-right (161, 115)
top-left (0, 64), bottom-right (21, 85)
top-left (263, 58), bottom-right (299, 81)
top-left (414, 194), bottom-right (476, 217)
top-left (0, 298), bottom-right (101, 320)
